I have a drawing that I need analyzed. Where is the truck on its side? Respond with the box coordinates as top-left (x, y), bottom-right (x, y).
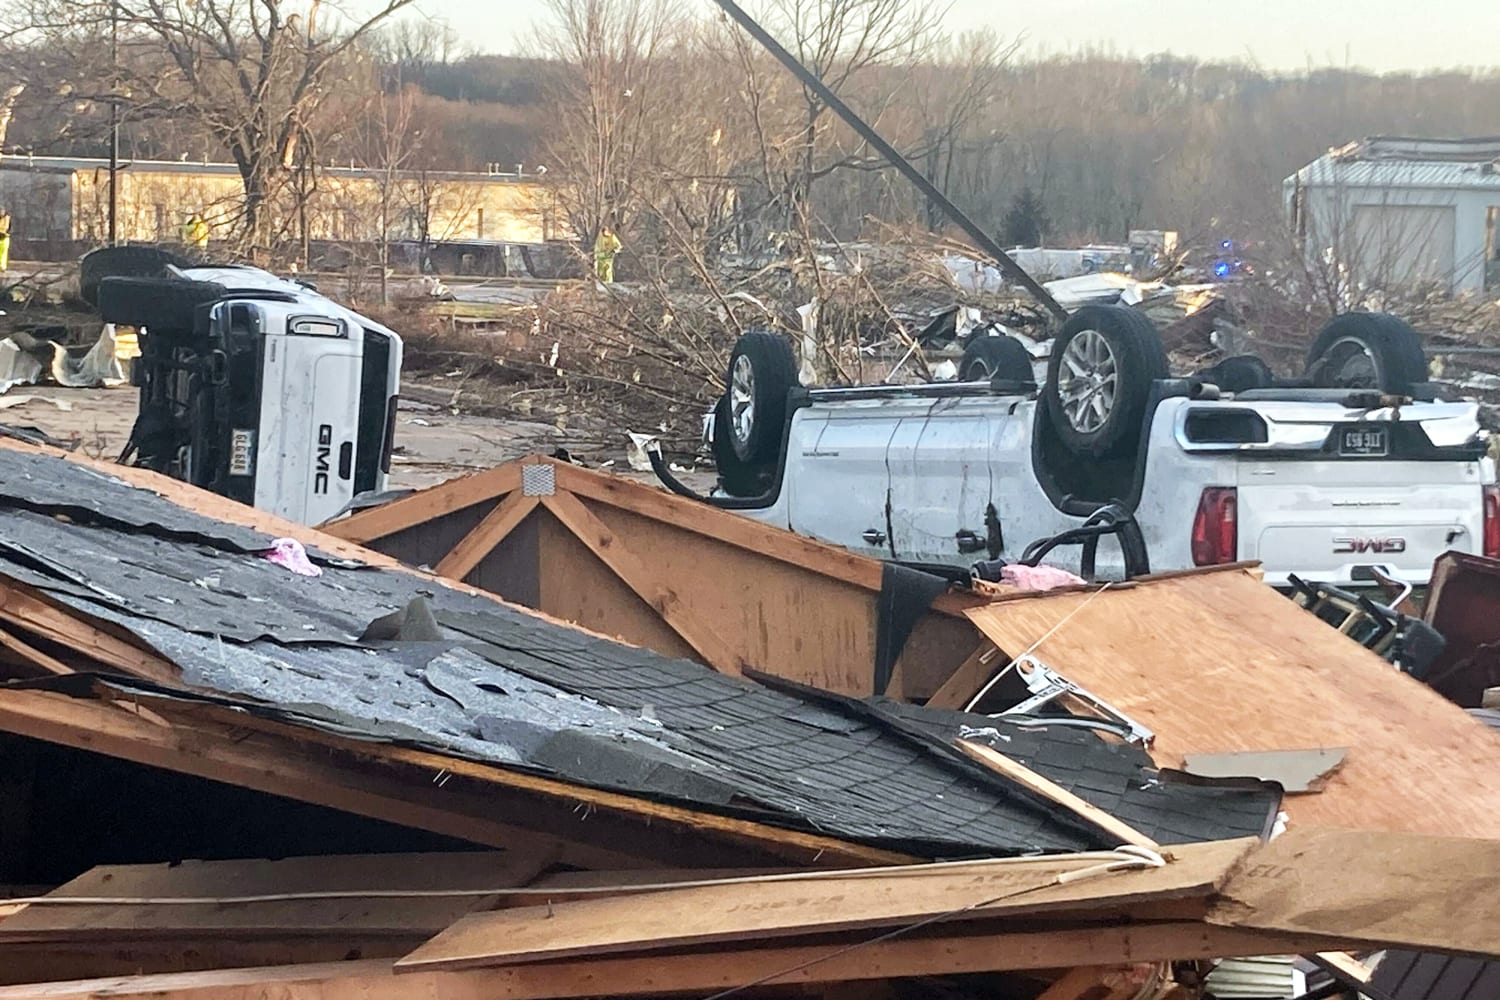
top-left (82, 247), bottom-right (402, 526)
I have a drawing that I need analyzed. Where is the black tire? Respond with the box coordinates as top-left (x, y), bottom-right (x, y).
top-left (97, 276), bottom-right (226, 334)
top-left (960, 334), bottom-right (1033, 382)
top-left (1197, 354), bottom-right (1275, 393)
top-left (724, 330), bottom-right (798, 465)
top-left (1306, 312), bottom-right (1427, 395)
top-left (710, 395), bottom-right (771, 497)
top-left (79, 246), bottom-right (192, 307)
top-left (1042, 305), bottom-right (1168, 459)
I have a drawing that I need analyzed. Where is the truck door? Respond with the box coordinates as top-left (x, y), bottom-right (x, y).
top-left (887, 397), bottom-right (1001, 566)
top-left (785, 403), bottom-right (898, 559)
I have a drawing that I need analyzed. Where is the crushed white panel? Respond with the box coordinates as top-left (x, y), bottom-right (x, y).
top-left (1205, 956), bottom-right (1304, 998)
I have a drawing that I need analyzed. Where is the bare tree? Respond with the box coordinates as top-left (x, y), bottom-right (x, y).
top-left (4, 0), bottom-right (417, 248)
top-left (747, 0), bottom-right (948, 230)
top-left (355, 84), bottom-right (420, 304)
top-left (532, 0), bottom-right (684, 244)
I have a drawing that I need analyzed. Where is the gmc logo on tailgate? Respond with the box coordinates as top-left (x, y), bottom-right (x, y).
top-left (1333, 536), bottom-right (1406, 554)
top-left (313, 424), bottom-right (333, 494)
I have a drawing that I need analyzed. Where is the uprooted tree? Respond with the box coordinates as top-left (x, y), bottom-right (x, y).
top-left (2, 0), bottom-right (417, 249)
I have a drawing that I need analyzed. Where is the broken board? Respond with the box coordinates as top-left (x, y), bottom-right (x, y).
top-left (963, 569), bottom-right (1500, 838)
top-left (0, 851), bottom-right (549, 942)
top-left (1207, 827), bottom-right (1500, 958)
top-left (396, 837), bottom-right (1257, 972)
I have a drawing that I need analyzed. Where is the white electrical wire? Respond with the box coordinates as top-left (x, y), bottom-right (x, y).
top-left (964, 581), bottom-right (1114, 712)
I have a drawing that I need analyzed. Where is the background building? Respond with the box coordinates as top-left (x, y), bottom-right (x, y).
top-left (0, 155), bottom-right (566, 261)
top-left (1285, 137), bottom-right (1500, 295)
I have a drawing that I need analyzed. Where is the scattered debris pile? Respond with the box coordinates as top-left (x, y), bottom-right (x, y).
top-left (0, 445), bottom-right (1490, 994)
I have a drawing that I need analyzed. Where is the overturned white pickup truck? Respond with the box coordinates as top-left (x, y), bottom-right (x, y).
top-left (659, 307), bottom-right (1495, 587)
top-left (81, 246), bottom-right (403, 526)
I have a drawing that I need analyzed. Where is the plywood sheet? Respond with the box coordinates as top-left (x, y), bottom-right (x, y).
top-left (0, 851), bottom-right (548, 941)
top-left (1208, 827), bottom-right (1500, 958)
top-left (397, 837), bottom-right (1257, 971)
top-left (964, 569), bottom-right (1500, 838)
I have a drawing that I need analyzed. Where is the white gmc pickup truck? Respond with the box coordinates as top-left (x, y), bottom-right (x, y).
top-left (658, 306), bottom-right (1495, 587)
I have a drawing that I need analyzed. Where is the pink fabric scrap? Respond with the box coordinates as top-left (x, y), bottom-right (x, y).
top-left (999, 563), bottom-right (1085, 592)
top-left (263, 537), bottom-right (322, 577)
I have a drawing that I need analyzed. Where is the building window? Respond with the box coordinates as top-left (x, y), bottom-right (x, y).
top-left (154, 205), bottom-right (168, 241)
top-left (475, 208), bottom-right (485, 240)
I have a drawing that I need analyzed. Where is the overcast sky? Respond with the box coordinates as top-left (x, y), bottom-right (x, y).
top-left (437, 0), bottom-right (1500, 72)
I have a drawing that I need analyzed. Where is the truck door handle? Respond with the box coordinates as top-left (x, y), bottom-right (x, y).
top-left (956, 529), bottom-right (985, 554)
top-left (862, 529), bottom-right (886, 546)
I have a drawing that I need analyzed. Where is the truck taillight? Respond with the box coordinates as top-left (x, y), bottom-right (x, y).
top-left (1485, 486), bottom-right (1500, 559)
top-left (1192, 487), bottom-right (1238, 566)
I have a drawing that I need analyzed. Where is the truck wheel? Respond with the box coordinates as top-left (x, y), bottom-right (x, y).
top-left (97, 276), bottom-right (226, 335)
top-left (724, 330), bottom-right (798, 464)
top-left (1043, 305), bottom-right (1168, 459)
top-left (80, 246), bottom-right (191, 307)
top-left (1306, 312), bottom-right (1427, 394)
top-left (960, 334), bottom-right (1033, 382)
top-left (710, 395), bottom-right (772, 497)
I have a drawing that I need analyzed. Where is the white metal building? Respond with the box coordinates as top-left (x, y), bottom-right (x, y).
top-left (1285, 137), bottom-right (1500, 295)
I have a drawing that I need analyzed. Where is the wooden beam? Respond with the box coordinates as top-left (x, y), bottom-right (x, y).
top-left (0, 686), bottom-right (901, 871)
top-left (540, 490), bottom-right (745, 676)
top-left (923, 641), bottom-right (1000, 710)
top-left (0, 624), bottom-right (71, 678)
top-left (955, 741), bottom-right (1160, 852)
top-left (398, 837), bottom-right (1253, 972)
top-left (328, 464), bottom-right (524, 544)
top-left (0, 851), bottom-right (549, 942)
top-left (0, 924), bottom-right (1365, 1000)
top-left (1208, 826), bottom-right (1500, 958)
top-left (435, 492), bottom-right (540, 581)
top-left (0, 580), bottom-right (179, 686)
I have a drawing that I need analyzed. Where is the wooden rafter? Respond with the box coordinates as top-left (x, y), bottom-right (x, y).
top-left (0, 685), bottom-right (904, 870)
top-left (921, 640), bottom-right (1000, 709)
top-left (0, 580), bottom-right (179, 686)
top-left (434, 492), bottom-right (540, 581)
top-left (330, 464), bottom-right (524, 543)
top-left (956, 740), bottom-right (1161, 852)
top-left (540, 490), bottom-right (746, 676)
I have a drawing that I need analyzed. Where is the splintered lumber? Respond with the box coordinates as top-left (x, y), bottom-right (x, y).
top-left (0, 852), bottom-right (545, 942)
top-left (0, 923), bottom-right (1365, 1000)
top-left (1206, 827), bottom-right (1500, 958)
top-left (0, 686), bottom-right (905, 870)
top-left (396, 837), bottom-right (1258, 972)
top-left (963, 568), bottom-right (1500, 838)
top-left (955, 740), bottom-right (1160, 851)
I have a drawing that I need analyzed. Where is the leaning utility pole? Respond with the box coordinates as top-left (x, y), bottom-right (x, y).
top-left (705, 0), bottom-right (1067, 321)
top-left (107, 0), bottom-right (119, 246)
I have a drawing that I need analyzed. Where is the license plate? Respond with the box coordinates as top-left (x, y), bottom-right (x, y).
top-left (1338, 426), bottom-right (1388, 457)
top-left (229, 429), bottom-right (255, 476)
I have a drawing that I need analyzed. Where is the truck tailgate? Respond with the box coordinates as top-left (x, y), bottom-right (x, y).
top-left (1237, 460), bottom-right (1485, 586)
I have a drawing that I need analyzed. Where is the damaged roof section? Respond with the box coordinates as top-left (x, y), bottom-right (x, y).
top-left (0, 444), bottom-right (1281, 857)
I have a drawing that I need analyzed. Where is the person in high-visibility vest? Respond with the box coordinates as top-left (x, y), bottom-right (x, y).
top-left (593, 224), bottom-right (621, 283)
top-left (0, 209), bottom-right (11, 272)
top-left (183, 213), bottom-right (209, 250)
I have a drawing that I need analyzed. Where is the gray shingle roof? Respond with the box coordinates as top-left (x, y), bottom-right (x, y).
top-left (0, 448), bottom-right (1278, 856)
